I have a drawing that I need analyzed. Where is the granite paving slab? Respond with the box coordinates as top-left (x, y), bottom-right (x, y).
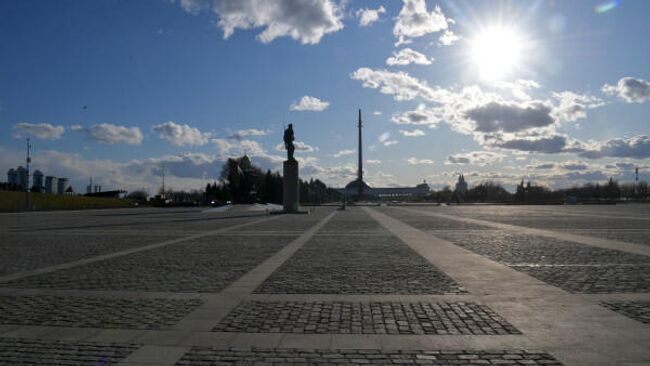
top-left (175, 347), bottom-right (563, 365)
top-left (0, 295), bottom-right (204, 330)
top-left (213, 301), bottom-right (520, 335)
top-left (515, 265), bottom-right (650, 293)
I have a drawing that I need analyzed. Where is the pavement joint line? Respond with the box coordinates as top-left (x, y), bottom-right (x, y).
top-left (521, 207), bottom-right (650, 221)
top-left (397, 206), bottom-right (650, 257)
top-left (0, 214), bottom-right (282, 284)
top-left (364, 207), bottom-right (650, 366)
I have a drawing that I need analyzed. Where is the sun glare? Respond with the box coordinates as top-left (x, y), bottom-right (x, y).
top-left (470, 26), bottom-right (524, 81)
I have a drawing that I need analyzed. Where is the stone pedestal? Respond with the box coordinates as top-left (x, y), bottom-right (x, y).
top-left (283, 160), bottom-right (299, 213)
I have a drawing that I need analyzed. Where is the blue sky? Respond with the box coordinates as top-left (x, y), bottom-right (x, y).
top-left (1, 0), bottom-right (649, 193)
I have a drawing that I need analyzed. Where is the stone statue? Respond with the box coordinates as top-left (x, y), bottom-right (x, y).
top-left (283, 123), bottom-right (295, 161)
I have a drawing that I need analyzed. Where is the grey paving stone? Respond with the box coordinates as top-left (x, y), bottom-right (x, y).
top-left (432, 230), bottom-right (650, 265)
top-left (256, 234), bottom-right (464, 294)
top-left (0, 295), bottom-right (203, 330)
top-left (4, 235), bottom-right (295, 292)
top-left (175, 347), bottom-right (563, 365)
top-left (0, 337), bottom-right (139, 365)
top-left (561, 230), bottom-right (650, 247)
top-left (602, 301), bottom-right (650, 324)
top-left (320, 210), bottom-right (390, 234)
top-left (515, 265), bottom-right (650, 293)
top-left (0, 233), bottom-right (184, 277)
top-left (213, 301), bottom-right (520, 335)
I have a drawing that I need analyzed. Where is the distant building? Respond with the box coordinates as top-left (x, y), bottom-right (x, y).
top-left (45, 176), bottom-right (57, 194)
top-left (455, 174), bottom-right (468, 198)
top-left (7, 168), bottom-right (17, 186)
top-left (15, 166), bottom-right (27, 188)
top-left (57, 178), bottom-right (70, 195)
top-left (32, 170), bottom-right (44, 192)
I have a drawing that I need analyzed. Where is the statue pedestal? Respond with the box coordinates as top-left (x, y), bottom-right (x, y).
top-left (282, 160), bottom-right (303, 213)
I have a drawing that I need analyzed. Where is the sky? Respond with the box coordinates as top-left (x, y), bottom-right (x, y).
top-left (1, 0), bottom-right (649, 193)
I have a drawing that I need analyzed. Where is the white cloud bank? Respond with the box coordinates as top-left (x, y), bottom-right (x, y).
top-left (12, 123), bottom-right (65, 140)
top-left (446, 151), bottom-right (505, 166)
top-left (71, 124), bottom-right (143, 145)
top-left (152, 121), bottom-right (210, 147)
top-left (407, 157), bottom-right (434, 165)
top-left (290, 95), bottom-right (330, 111)
top-left (180, 0), bottom-right (344, 45)
top-left (356, 6), bottom-right (385, 27)
top-left (393, 0), bottom-right (456, 46)
top-left (603, 77), bottom-right (650, 103)
top-left (386, 48), bottom-right (432, 66)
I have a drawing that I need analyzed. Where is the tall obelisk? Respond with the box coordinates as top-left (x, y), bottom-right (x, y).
top-left (357, 109), bottom-right (363, 196)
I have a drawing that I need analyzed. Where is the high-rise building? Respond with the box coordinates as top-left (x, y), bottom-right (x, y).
top-left (57, 178), bottom-right (70, 195)
top-left (45, 176), bottom-right (57, 194)
top-left (15, 166), bottom-right (27, 188)
top-left (32, 170), bottom-right (44, 191)
top-left (7, 168), bottom-right (17, 186)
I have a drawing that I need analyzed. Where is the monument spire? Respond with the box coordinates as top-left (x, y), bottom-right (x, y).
top-left (357, 109), bottom-right (363, 196)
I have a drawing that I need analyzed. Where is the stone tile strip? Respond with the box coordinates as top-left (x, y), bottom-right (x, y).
top-left (0, 214), bottom-right (282, 284)
top-left (0, 295), bottom-right (204, 330)
top-left (213, 301), bottom-right (520, 335)
top-left (175, 347), bottom-right (563, 366)
top-left (364, 207), bottom-right (650, 366)
top-left (602, 301), bottom-right (650, 324)
top-left (396, 206), bottom-right (650, 257)
top-left (0, 337), bottom-right (139, 365)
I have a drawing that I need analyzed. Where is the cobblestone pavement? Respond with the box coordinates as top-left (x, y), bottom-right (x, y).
top-left (431, 230), bottom-right (650, 265)
top-left (4, 235), bottom-right (296, 292)
top-left (256, 234), bottom-right (464, 294)
top-left (602, 301), bottom-right (650, 324)
top-left (0, 295), bottom-right (203, 329)
top-left (213, 301), bottom-right (519, 335)
top-left (175, 347), bottom-right (562, 365)
top-left (0, 233), bottom-right (184, 276)
top-left (561, 229), bottom-right (650, 246)
top-left (0, 337), bottom-right (139, 365)
top-left (2, 206), bottom-right (650, 365)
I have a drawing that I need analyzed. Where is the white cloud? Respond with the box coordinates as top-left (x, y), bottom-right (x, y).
top-left (392, 104), bottom-right (442, 127)
top-left (464, 101), bottom-right (555, 133)
top-left (275, 140), bottom-right (318, 152)
top-left (332, 149), bottom-right (356, 158)
top-left (603, 77), bottom-right (650, 103)
top-left (228, 128), bottom-right (269, 140)
top-left (290, 95), bottom-right (330, 111)
top-left (580, 135), bottom-right (650, 159)
top-left (12, 123), bottom-right (64, 140)
top-left (386, 48), bottom-right (432, 66)
top-left (393, 0), bottom-right (451, 46)
top-left (350, 68), bottom-right (451, 102)
top-left (438, 30), bottom-right (460, 46)
top-left (203, 0), bottom-right (344, 45)
top-left (407, 157), bottom-right (434, 165)
top-left (366, 159), bottom-right (381, 164)
top-left (490, 134), bottom-right (582, 154)
top-left (372, 111), bottom-right (382, 116)
top-left (152, 121), bottom-right (210, 147)
top-left (356, 6), bottom-right (385, 27)
top-left (398, 129), bottom-right (425, 137)
top-left (71, 124), bottom-right (143, 145)
top-left (552, 91), bottom-right (604, 122)
top-left (383, 140), bottom-right (399, 146)
top-left (446, 151), bottom-right (505, 166)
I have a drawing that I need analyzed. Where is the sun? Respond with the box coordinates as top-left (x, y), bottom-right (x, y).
top-left (470, 26), bottom-right (524, 81)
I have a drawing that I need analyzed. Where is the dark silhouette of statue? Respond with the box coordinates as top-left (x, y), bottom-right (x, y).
top-left (283, 123), bottom-right (295, 161)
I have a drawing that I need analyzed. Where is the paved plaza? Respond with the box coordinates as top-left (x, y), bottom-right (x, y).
top-left (0, 205), bottom-right (649, 365)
